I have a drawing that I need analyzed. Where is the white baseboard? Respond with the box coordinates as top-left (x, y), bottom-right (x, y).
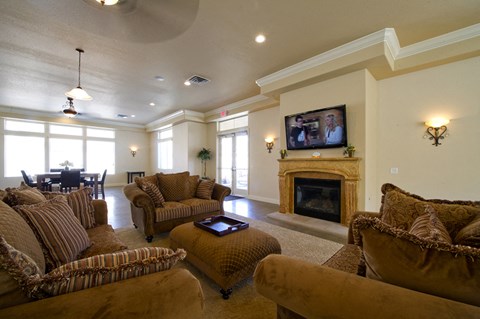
top-left (246, 195), bottom-right (279, 205)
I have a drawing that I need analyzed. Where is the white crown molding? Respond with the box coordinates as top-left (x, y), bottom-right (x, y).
top-left (256, 28), bottom-right (398, 87)
top-left (145, 109), bottom-right (205, 131)
top-left (397, 23), bottom-right (480, 59)
top-left (204, 95), bottom-right (271, 117)
top-left (0, 105), bottom-right (145, 129)
top-left (256, 24), bottom-right (480, 89)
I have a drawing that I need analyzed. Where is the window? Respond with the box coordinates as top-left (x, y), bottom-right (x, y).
top-left (87, 128), bottom-right (115, 139)
top-left (218, 115), bottom-right (248, 132)
top-left (50, 124), bottom-right (82, 136)
top-left (5, 119), bottom-right (45, 133)
top-left (87, 140), bottom-right (115, 174)
top-left (157, 128), bottom-right (172, 170)
top-left (4, 135), bottom-right (45, 177)
top-left (3, 119), bottom-right (117, 178)
top-left (49, 138), bottom-right (83, 169)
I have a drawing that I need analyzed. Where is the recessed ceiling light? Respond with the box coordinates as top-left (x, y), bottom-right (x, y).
top-left (184, 80), bottom-right (191, 86)
top-left (149, 102), bottom-right (155, 106)
top-left (255, 34), bottom-right (266, 43)
top-left (154, 76), bottom-right (165, 81)
top-left (116, 114), bottom-right (128, 119)
top-left (131, 115), bottom-right (136, 118)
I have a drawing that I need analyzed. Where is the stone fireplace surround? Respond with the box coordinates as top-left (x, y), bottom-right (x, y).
top-left (278, 157), bottom-right (360, 226)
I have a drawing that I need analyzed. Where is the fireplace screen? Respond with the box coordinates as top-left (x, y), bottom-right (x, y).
top-left (294, 177), bottom-right (341, 223)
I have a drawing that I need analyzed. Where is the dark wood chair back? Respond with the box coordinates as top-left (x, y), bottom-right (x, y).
top-left (60, 170), bottom-right (81, 192)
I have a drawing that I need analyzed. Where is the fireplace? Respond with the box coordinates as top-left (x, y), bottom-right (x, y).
top-left (278, 157), bottom-right (360, 225)
top-left (294, 178), bottom-right (341, 223)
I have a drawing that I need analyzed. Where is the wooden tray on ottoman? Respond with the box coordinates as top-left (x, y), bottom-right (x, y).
top-left (194, 215), bottom-right (249, 236)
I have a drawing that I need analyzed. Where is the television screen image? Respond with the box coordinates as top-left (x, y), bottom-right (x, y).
top-left (285, 104), bottom-right (347, 150)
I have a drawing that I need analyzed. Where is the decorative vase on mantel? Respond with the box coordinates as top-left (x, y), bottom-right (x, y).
top-left (343, 144), bottom-right (356, 158)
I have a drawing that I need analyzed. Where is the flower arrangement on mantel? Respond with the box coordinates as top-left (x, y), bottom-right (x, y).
top-left (343, 144), bottom-right (356, 157)
top-left (59, 160), bottom-right (74, 170)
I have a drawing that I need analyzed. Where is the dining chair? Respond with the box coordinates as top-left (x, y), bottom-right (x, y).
top-left (84, 169), bottom-right (107, 199)
top-left (59, 170), bottom-right (81, 193)
top-left (21, 170), bottom-right (52, 191)
top-left (49, 168), bottom-right (63, 189)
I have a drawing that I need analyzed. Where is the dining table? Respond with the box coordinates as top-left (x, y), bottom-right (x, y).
top-left (35, 172), bottom-right (100, 199)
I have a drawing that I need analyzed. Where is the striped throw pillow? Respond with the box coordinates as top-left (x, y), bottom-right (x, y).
top-left (38, 247), bottom-right (186, 296)
top-left (140, 181), bottom-right (165, 208)
top-left (13, 196), bottom-right (91, 271)
top-left (195, 179), bottom-right (215, 200)
top-left (409, 206), bottom-right (452, 244)
top-left (65, 188), bottom-right (96, 229)
top-left (41, 189), bottom-right (95, 229)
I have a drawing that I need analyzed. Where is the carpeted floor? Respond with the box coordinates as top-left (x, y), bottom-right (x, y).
top-left (115, 213), bottom-right (342, 319)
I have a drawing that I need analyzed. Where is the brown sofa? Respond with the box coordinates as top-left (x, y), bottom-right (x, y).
top-left (254, 184), bottom-right (480, 318)
top-left (0, 185), bottom-right (204, 319)
top-left (123, 171), bottom-right (231, 242)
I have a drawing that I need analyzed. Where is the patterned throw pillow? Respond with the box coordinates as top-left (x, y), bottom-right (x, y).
top-left (38, 247), bottom-right (186, 297)
top-left (5, 182), bottom-right (46, 206)
top-left (196, 179), bottom-right (215, 200)
top-left (13, 196), bottom-right (91, 271)
top-left (353, 215), bottom-right (480, 307)
top-left (380, 183), bottom-right (480, 238)
top-left (140, 181), bottom-right (165, 208)
top-left (157, 171), bottom-right (190, 201)
top-left (0, 236), bottom-right (43, 300)
top-left (409, 206), bottom-right (452, 244)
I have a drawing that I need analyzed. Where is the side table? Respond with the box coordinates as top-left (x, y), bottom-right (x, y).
top-left (127, 171), bottom-right (145, 183)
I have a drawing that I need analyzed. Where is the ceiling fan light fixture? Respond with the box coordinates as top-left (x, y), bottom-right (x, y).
top-left (65, 48), bottom-right (93, 101)
top-left (96, 0), bottom-right (119, 5)
top-left (62, 97), bottom-right (78, 118)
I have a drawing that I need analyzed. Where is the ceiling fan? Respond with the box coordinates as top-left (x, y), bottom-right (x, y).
top-left (27, 0), bottom-right (200, 43)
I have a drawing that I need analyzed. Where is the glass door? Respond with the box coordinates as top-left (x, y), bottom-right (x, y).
top-left (218, 131), bottom-right (248, 196)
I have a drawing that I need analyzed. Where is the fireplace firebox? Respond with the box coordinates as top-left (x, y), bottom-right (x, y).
top-left (294, 177), bottom-right (341, 223)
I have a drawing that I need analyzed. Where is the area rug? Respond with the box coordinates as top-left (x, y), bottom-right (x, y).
top-left (115, 213), bottom-right (343, 319)
top-left (224, 195), bottom-right (244, 201)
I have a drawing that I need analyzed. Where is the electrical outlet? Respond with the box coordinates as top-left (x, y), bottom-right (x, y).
top-left (390, 167), bottom-right (399, 174)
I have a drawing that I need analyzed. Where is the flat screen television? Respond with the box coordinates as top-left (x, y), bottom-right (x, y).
top-left (285, 104), bottom-right (347, 150)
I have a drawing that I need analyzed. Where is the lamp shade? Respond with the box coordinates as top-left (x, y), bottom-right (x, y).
top-left (425, 118), bottom-right (449, 128)
top-left (65, 87), bottom-right (93, 101)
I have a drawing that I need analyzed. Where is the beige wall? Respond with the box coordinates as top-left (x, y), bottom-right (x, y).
top-left (376, 56), bottom-right (480, 203)
top-left (170, 122), bottom-right (208, 176)
top-left (243, 57), bottom-right (480, 209)
top-left (248, 106), bottom-right (281, 203)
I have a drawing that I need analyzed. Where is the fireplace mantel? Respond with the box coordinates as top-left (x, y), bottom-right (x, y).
top-left (278, 157), bottom-right (360, 225)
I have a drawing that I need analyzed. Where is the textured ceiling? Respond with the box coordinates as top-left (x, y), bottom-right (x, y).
top-left (0, 0), bottom-right (479, 125)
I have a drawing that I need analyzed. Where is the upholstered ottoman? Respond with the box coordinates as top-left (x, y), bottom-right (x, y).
top-left (170, 221), bottom-right (281, 299)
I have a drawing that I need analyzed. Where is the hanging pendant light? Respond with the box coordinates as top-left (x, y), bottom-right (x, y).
top-left (65, 48), bottom-right (92, 101)
top-left (62, 97), bottom-right (78, 118)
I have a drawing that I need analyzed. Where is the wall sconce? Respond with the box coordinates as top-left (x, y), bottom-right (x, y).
top-left (425, 118), bottom-right (449, 146)
top-left (265, 137), bottom-right (274, 153)
top-left (130, 146), bottom-right (138, 157)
